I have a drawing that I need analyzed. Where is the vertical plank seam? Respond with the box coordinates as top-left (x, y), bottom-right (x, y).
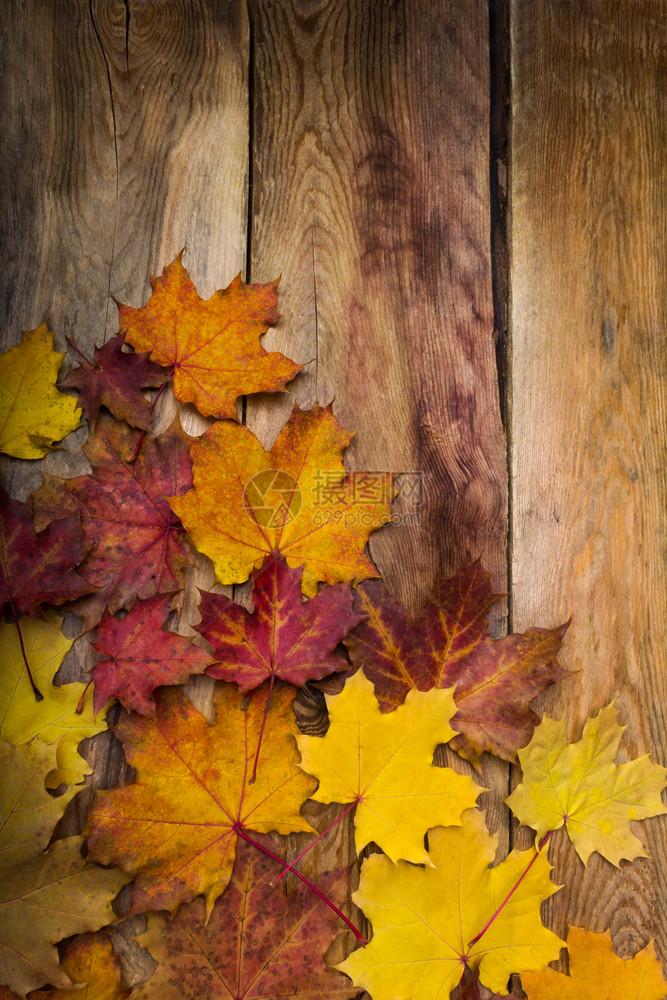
top-left (311, 229), bottom-right (319, 402)
top-left (88, 0), bottom-right (119, 342)
top-left (235, 0), bottom-right (254, 607)
top-left (123, 0), bottom-right (130, 80)
top-left (489, 0), bottom-right (510, 431)
top-left (245, 3), bottom-right (255, 292)
top-left (488, 0), bottom-right (514, 844)
top-left (242, 0), bottom-right (255, 432)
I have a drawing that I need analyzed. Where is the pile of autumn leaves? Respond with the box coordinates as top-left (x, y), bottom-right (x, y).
top-left (1, 256), bottom-right (666, 1000)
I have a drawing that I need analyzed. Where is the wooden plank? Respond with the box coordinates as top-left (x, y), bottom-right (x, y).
top-left (247, 3), bottom-right (510, 959)
top-left (511, 0), bottom-right (667, 960)
top-left (248, 0), bottom-right (508, 619)
top-left (0, 0), bottom-right (249, 843)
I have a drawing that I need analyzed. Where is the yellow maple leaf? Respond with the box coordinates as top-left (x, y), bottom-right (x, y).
top-left (521, 926), bottom-right (667, 1000)
top-left (337, 808), bottom-right (563, 999)
top-left (119, 253), bottom-right (301, 418)
top-left (0, 323), bottom-right (81, 459)
top-left (169, 404), bottom-right (391, 596)
top-left (296, 671), bottom-right (482, 864)
top-left (0, 739), bottom-right (130, 995)
top-left (0, 612), bottom-right (110, 788)
top-left (38, 932), bottom-right (131, 1000)
top-left (0, 738), bottom-right (76, 858)
top-left (506, 702), bottom-right (667, 865)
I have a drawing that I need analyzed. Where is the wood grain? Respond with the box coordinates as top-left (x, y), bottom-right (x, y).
top-left (248, 0), bottom-right (508, 618)
top-left (0, 0), bottom-right (249, 844)
top-left (8, 0), bottom-right (654, 992)
top-left (247, 2), bottom-right (511, 879)
top-left (511, 0), bottom-right (667, 963)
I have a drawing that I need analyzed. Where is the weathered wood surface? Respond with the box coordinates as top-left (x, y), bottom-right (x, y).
top-left (248, 0), bottom-right (507, 618)
top-left (511, 0), bottom-right (667, 964)
top-left (0, 0), bottom-right (249, 957)
top-left (1, 0), bottom-right (665, 992)
top-left (247, 0), bottom-right (509, 959)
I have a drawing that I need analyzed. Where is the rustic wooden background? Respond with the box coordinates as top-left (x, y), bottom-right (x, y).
top-left (1, 0), bottom-right (665, 990)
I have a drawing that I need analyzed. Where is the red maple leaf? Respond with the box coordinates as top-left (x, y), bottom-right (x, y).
top-left (59, 333), bottom-right (169, 431)
top-left (197, 551), bottom-right (364, 691)
top-left (196, 550), bottom-right (364, 781)
top-left (131, 838), bottom-right (358, 1000)
top-left (0, 488), bottom-right (93, 617)
top-left (91, 594), bottom-right (215, 715)
top-left (32, 414), bottom-right (195, 628)
top-left (345, 562), bottom-right (570, 765)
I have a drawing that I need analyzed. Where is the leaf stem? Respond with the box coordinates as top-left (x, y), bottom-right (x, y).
top-left (234, 824), bottom-right (366, 943)
top-left (66, 335), bottom-right (94, 367)
top-left (10, 603), bottom-right (43, 701)
top-left (248, 673), bottom-right (276, 785)
top-left (467, 830), bottom-right (553, 949)
top-left (147, 375), bottom-right (171, 416)
top-left (75, 678), bottom-right (93, 714)
top-left (128, 432), bottom-right (146, 463)
top-left (276, 800), bottom-right (357, 881)
top-left (128, 368), bottom-right (173, 463)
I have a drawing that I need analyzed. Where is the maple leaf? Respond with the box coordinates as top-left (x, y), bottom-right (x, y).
top-left (33, 413), bottom-right (195, 626)
top-left (0, 739), bottom-right (77, 857)
top-left (170, 404), bottom-right (391, 597)
top-left (337, 808), bottom-right (563, 1000)
top-left (521, 926), bottom-right (667, 1000)
top-left (119, 253), bottom-right (301, 418)
top-left (506, 702), bottom-right (667, 865)
top-left (59, 332), bottom-right (169, 431)
top-left (296, 671), bottom-right (482, 865)
top-left (131, 837), bottom-right (358, 1000)
top-left (0, 611), bottom-right (109, 787)
top-left (0, 322), bottom-right (81, 459)
top-left (0, 739), bottom-right (130, 996)
top-left (196, 551), bottom-right (364, 780)
top-left (86, 682), bottom-right (316, 917)
top-left (91, 594), bottom-right (214, 715)
top-left (344, 565), bottom-right (570, 766)
top-left (0, 489), bottom-right (93, 618)
top-left (197, 552), bottom-right (364, 691)
top-left (34, 932), bottom-right (131, 1000)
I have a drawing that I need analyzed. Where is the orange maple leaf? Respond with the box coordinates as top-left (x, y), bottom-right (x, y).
top-left (170, 404), bottom-right (391, 596)
top-left (119, 253), bottom-right (301, 418)
top-left (86, 682), bottom-right (316, 917)
top-left (521, 926), bottom-right (667, 1000)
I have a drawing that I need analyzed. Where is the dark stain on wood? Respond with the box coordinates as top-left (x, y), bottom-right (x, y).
top-left (601, 308), bottom-right (617, 355)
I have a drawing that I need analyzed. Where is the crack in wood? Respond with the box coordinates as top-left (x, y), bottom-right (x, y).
top-left (89, 0), bottom-right (119, 342)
